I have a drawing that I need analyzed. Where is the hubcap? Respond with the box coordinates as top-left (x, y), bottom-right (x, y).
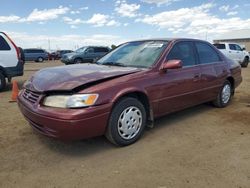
top-left (76, 59), bottom-right (81, 64)
top-left (222, 84), bottom-right (231, 104)
top-left (118, 106), bottom-right (142, 140)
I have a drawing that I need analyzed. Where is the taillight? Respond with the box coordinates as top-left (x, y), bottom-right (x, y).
top-left (2, 32), bottom-right (21, 61)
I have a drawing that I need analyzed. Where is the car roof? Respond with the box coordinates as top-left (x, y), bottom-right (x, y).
top-left (126, 38), bottom-right (209, 43)
top-left (24, 48), bottom-right (45, 50)
top-left (79, 46), bottom-right (110, 48)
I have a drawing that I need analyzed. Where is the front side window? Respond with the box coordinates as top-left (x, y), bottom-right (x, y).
top-left (0, 35), bottom-right (11, 50)
top-left (97, 41), bottom-right (168, 68)
top-left (235, 44), bottom-right (242, 51)
top-left (229, 44), bottom-right (236, 50)
top-left (86, 48), bottom-right (94, 53)
top-left (167, 41), bottom-right (196, 67)
top-left (76, 47), bottom-right (87, 53)
top-left (195, 42), bottom-right (221, 64)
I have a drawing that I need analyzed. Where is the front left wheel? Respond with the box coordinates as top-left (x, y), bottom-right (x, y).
top-left (105, 97), bottom-right (146, 146)
top-left (241, 57), bottom-right (249, 68)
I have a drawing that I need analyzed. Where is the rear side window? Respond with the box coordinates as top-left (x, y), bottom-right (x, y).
top-left (0, 35), bottom-right (11, 50)
top-left (213, 43), bottom-right (225, 49)
top-left (94, 47), bottom-right (109, 53)
top-left (196, 42), bottom-right (221, 64)
top-left (25, 49), bottom-right (44, 53)
top-left (167, 41), bottom-right (196, 67)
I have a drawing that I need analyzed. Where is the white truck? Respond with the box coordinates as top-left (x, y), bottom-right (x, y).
top-left (213, 42), bottom-right (249, 67)
top-left (0, 32), bottom-right (24, 91)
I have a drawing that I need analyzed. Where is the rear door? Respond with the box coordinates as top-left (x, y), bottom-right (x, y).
top-left (195, 41), bottom-right (227, 101)
top-left (234, 44), bottom-right (244, 62)
top-left (94, 47), bottom-right (109, 59)
top-left (0, 34), bottom-right (17, 67)
top-left (24, 49), bottom-right (34, 61)
top-left (158, 41), bottom-right (202, 115)
top-left (228, 44), bottom-right (240, 62)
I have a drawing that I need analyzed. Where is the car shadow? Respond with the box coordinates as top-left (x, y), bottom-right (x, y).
top-left (36, 103), bottom-right (214, 157)
top-left (152, 103), bottom-right (212, 129)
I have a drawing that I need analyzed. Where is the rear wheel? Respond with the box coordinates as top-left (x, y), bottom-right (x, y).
top-left (213, 80), bottom-right (232, 108)
top-left (74, 58), bottom-right (83, 64)
top-left (105, 97), bottom-right (146, 146)
top-left (0, 72), bottom-right (6, 91)
top-left (241, 57), bottom-right (249, 68)
top-left (37, 57), bottom-right (44, 62)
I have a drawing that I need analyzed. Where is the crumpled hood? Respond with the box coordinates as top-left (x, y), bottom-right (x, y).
top-left (24, 64), bottom-right (141, 92)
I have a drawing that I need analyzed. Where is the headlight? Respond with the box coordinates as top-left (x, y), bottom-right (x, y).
top-left (43, 94), bottom-right (98, 108)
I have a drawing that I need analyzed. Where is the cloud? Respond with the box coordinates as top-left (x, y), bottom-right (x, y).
top-left (136, 3), bottom-right (250, 39)
top-left (0, 15), bottom-right (20, 23)
top-left (227, 11), bottom-right (238, 16)
top-left (115, 1), bottom-right (140, 17)
top-left (6, 31), bottom-right (127, 50)
top-left (25, 6), bottom-right (69, 22)
top-left (63, 17), bottom-right (84, 25)
top-left (219, 4), bottom-right (239, 12)
top-left (86, 13), bottom-right (110, 26)
top-left (141, 0), bottom-right (179, 6)
top-left (70, 10), bottom-right (81, 14)
top-left (63, 14), bottom-right (120, 27)
top-left (219, 5), bottom-right (230, 12)
top-left (79, 6), bottom-right (89, 10)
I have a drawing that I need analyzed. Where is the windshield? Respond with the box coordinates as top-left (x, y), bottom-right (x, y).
top-left (75, 47), bottom-right (87, 53)
top-left (97, 41), bottom-right (168, 68)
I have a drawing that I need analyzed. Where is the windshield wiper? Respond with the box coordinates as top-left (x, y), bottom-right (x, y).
top-left (101, 62), bottom-right (127, 67)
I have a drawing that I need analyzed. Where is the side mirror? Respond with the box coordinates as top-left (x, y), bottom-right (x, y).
top-left (242, 47), bottom-right (246, 51)
top-left (160, 59), bottom-right (182, 71)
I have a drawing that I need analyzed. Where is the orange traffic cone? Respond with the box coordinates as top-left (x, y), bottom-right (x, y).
top-left (9, 80), bottom-right (19, 102)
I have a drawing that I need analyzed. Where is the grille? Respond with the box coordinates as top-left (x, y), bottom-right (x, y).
top-left (22, 89), bottom-right (40, 104)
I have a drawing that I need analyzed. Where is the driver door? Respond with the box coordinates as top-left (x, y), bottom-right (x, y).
top-left (157, 41), bottom-right (202, 115)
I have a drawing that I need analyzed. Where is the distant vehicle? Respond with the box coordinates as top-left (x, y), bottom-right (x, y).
top-left (18, 38), bottom-right (242, 146)
top-left (213, 42), bottom-right (249, 67)
top-left (48, 51), bottom-right (57, 60)
top-left (56, 50), bottom-right (73, 59)
top-left (24, 48), bottom-right (48, 62)
top-left (0, 32), bottom-right (24, 91)
top-left (61, 46), bottom-right (110, 65)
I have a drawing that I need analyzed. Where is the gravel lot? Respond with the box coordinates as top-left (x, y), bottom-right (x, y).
top-left (0, 61), bottom-right (249, 188)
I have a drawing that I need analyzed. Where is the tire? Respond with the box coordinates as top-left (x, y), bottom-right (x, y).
top-left (0, 72), bottom-right (6, 91)
top-left (241, 57), bottom-right (249, 68)
top-left (213, 80), bottom-right (232, 108)
top-left (74, 58), bottom-right (83, 64)
top-left (105, 97), bottom-right (146, 146)
top-left (37, 57), bottom-right (44, 62)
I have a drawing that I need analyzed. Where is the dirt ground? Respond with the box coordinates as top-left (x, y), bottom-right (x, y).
top-left (0, 61), bottom-right (249, 188)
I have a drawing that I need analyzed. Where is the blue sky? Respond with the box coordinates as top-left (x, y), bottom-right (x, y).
top-left (1, 0), bottom-right (250, 50)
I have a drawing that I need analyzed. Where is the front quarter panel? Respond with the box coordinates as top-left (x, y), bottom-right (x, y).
top-left (81, 70), bottom-right (162, 117)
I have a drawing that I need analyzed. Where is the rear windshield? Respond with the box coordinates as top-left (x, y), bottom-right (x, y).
top-left (0, 35), bottom-right (11, 50)
top-left (213, 44), bottom-right (226, 49)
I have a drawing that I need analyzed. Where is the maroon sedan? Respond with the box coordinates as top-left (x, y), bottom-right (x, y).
top-left (18, 38), bottom-right (242, 146)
